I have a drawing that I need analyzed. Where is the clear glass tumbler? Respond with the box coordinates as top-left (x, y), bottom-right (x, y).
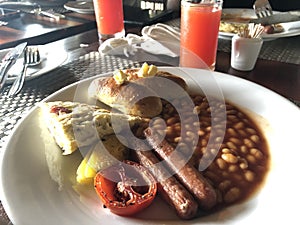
top-left (93, 0), bottom-right (125, 41)
top-left (180, 0), bottom-right (223, 70)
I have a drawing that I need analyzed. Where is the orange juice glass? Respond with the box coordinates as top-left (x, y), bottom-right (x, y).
top-left (180, 0), bottom-right (223, 70)
top-left (93, 0), bottom-right (125, 41)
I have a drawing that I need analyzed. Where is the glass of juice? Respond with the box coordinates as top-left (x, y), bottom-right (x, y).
top-left (180, 0), bottom-right (223, 70)
top-left (93, 0), bottom-right (125, 41)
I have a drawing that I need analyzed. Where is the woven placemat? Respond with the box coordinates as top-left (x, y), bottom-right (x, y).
top-left (0, 52), bottom-right (142, 151)
top-left (166, 18), bottom-right (300, 65)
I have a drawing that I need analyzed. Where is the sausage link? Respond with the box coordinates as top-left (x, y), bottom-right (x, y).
top-left (144, 128), bottom-right (217, 210)
top-left (131, 140), bottom-right (198, 220)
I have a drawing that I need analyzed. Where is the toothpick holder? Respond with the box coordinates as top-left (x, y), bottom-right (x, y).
top-left (231, 34), bottom-right (263, 71)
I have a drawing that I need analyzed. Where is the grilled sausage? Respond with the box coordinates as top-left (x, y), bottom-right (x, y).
top-left (131, 140), bottom-right (199, 220)
top-left (144, 127), bottom-right (217, 210)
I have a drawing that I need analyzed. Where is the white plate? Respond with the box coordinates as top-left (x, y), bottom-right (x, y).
top-left (1, 67), bottom-right (300, 224)
top-left (0, 45), bottom-right (68, 84)
top-left (219, 8), bottom-right (300, 41)
top-left (64, 1), bottom-right (94, 14)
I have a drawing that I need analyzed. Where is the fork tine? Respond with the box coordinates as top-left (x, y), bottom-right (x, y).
top-left (7, 47), bottom-right (41, 96)
top-left (253, 0), bottom-right (273, 18)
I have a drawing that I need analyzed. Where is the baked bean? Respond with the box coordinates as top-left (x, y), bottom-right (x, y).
top-left (224, 187), bottom-right (241, 203)
top-left (201, 138), bottom-right (207, 147)
top-left (240, 145), bottom-right (248, 154)
top-left (218, 180), bottom-right (231, 191)
top-left (166, 126), bottom-right (174, 136)
top-left (216, 158), bottom-right (227, 170)
top-left (166, 117), bottom-right (178, 125)
top-left (244, 170), bottom-right (255, 182)
top-left (246, 127), bottom-right (257, 135)
top-left (174, 122), bottom-right (181, 132)
top-left (210, 148), bottom-right (218, 156)
top-left (200, 101), bottom-right (209, 110)
top-left (239, 158), bottom-right (248, 170)
top-left (215, 136), bottom-right (223, 143)
top-left (221, 153), bottom-right (238, 164)
top-left (222, 148), bottom-right (231, 154)
top-left (233, 121), bottom-right (244, 129)
top-left (244, 138), bottom-right (255, 148)
top-left (193, 106), bottom-right (201, 114)
top-left (229, 137), bottom-right (242, 145)
top-left (227, 128), bottom-right (238, 137)
top-left (250, 148), bottom-right (264, 160)
top-left (174, 136), bottom-right (181, 143)
top-left (193, 121), bottom-right (201, 127)
top-left (250, 134), bottom-right (260, 143)
top-left (237, 129), bottom-right (248, 137)
top-left (227, 109), bottom-right (238, 115)
top-left (198, 129), bottom-right (205, 136)
top-left (159, 94), bottom-right (269, 210)
top-left (227, 141), bottom-right (237, 150)
top-left (228, 164), bottom-right (239, 173)
top-left (246, 154), bottom-right (256, 164)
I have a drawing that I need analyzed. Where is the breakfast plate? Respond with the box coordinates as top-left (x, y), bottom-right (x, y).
top-left (0, 67), bottom-right (300, 224)
top-left (219, 8), bottom-right (300, 41)
top-left (64, 1), bottom-right (94, 14)
top-left (0, 45), bottom-right (68, 84)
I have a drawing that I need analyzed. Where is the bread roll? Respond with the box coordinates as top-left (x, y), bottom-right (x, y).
top-left (88, 76), bottom-right (163, 118)
top-left (88, 69), bottom-right (187, 118)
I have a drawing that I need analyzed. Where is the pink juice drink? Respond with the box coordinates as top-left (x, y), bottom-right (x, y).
top-left (93, 0), bottom-right (125, 40)
top-left (180, 0), bottom-right (223, 70)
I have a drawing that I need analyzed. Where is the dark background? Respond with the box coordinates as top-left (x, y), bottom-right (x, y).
top-left (223, 0), bottom-right (300, 11)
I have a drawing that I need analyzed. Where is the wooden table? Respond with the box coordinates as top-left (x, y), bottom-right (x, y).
top-left (0, 10), bottom-right (97, 49)
top-left (0, 12), bottom-right (299, 223)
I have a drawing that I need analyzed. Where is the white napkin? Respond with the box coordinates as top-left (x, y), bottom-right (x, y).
top-left (141, 23), bottom-right (180, 43)
top-left (98, 23), bottom-right (180, 57)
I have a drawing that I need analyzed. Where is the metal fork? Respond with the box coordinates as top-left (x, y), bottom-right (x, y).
top-left (8, 46), bottom-right (41, 96)
top-left (253, 0), bottom-right (273, 18)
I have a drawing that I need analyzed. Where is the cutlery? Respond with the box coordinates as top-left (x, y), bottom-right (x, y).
top-left (250, 12), bottom-right (300, 25)
top-left (30, 8), bottom-right (65, 21)
top-left (0, 42), bottom-right (27, 91)
top-left (8, 46), bottom-right (41, 96)
top-left (252, 0), bottom-right (300, 25)
top-left (253, 0), bottom-right (273, 18)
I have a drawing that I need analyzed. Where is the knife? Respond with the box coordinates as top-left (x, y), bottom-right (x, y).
top-left (250, 12), bottom-right (300, 25)
top-left (0, 42), bottom-right (27, 91)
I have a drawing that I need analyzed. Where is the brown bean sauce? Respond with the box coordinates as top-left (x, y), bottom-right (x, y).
top-left (156, 94), bottom-right (270, 210)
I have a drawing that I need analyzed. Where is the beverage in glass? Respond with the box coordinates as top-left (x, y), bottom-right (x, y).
top-left (93, 0), bottom-right (125, 41)
top-left (180, 0), bottom-right (223, 70)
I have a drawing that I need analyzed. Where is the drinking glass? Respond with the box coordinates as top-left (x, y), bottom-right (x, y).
top-left (180, 0), bottom-right (223, 70)
top-left (93, 0), bottom-right (125, 41)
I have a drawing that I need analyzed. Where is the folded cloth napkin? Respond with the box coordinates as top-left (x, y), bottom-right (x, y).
top-left (141, 23), bottom-right (180, 43)
top-left (98, 23), bottom-right (180, 57)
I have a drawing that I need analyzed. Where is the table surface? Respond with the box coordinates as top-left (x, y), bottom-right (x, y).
top-left (0, 8), bottom-right (300, 224)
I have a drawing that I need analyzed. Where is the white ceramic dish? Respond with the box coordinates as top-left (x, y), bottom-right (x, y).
top-left (1, 67), bottom-right (300, 224)
top-left (64, 1), bottom-right (94, 14)
top-left (219, 8), bottom-right (300, 41)
top-left (0, 45), bottom-right (68, 84)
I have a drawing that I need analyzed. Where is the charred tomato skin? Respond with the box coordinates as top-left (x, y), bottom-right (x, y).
top-left (94, 160), bottom-right (157, 216)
